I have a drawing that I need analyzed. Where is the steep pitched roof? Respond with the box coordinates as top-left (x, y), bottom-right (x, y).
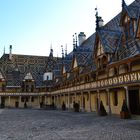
top-left (0, 53), bottom-right (58, 87)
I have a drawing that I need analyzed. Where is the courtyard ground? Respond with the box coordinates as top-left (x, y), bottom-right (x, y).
top-left (0, 109), bottom-right (140, 140)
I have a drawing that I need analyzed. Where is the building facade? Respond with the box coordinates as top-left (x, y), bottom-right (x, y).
top-left (0, 47), bottom-right (58, 108)
top-left (47, 0), bottom-right (140, 116)
top-left (0, 0), bottom-right (140, 116)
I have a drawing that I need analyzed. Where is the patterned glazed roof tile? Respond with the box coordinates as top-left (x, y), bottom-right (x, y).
top-left (97, 29), bottom-right (122, 53)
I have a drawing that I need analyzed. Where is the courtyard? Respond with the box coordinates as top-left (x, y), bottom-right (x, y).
top-left (0, 109), bottom-right (140, 140)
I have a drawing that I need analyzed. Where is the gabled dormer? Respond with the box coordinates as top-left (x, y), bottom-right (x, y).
top-left (120, 0), bottom-right (138, 40)
top-left (22, 72), bottom-right (35, 92)
top-left (94, 34), bottom-right (108, 70)
top-left (0, 71), bottom-right (5, 82)
top-left (0, 70), bottom-right (6, 92)
top-left (71, 56), bottom-right (79, 79)
top-left (62, 65), bottom-right (66, 74)
top-left (96, 39), bottom-right (104, 57)
top-left (72, 57), bottom-right (78, 69)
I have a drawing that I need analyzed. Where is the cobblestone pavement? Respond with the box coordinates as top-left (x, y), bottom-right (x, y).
top-left (0, 109), bottom-right (140, 140)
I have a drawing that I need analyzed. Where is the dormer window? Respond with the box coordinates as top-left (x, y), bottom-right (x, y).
top-left (43, 72), bottom-right (53, 81)
top-left (102, 56), bottom-right (108, 68)
top-left (22, 72), bottom-right (35, 92)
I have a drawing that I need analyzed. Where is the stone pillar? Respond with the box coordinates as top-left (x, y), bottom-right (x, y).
top-left (56, 95), bottom-right (58, 108)
top-left (54, 95), bottom-right (56, 105)
top-left (29, 96), bottom-right (32, 108)
top-left (97, 90), bottom-right (100, 113)
top-left (124, 86), bottom-right (129, 109)
top-left (64, 94), bottom-right (66, 103)
top-left (45, 96), bottom-right (47, 105)
top-left (75, 93), bottom-right (77, 103)
top-left (81, 92), bottom-right (84, 111)
top-left (106, 89), bottom-right (111, 115)
top-left (68, 93), bottom-right (70, 109)
top-left (19, 96), bottom-right (21, 108)
top-left (88, 91), bottom-right (91, 112)
top-left (8, 96), bottom-right (11, 108)
top-left (38, 96), bottom-right (40, 107)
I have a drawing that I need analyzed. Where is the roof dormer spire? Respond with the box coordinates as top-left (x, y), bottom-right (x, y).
top-left (61, 45), bottom-right (64, 59)
top-left (49, 44), bottom-right (53, 58)
top-left (95, 7), bottom-right (104, 31)
top-left (73, 34), bottom-right (76, 51)
top-left (122, 0), bottom-right (126, 7)
top-left (65, 44), bottom-right (67, 57)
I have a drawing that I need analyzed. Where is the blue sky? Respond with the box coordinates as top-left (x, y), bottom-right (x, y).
top-left (0, 0), bottom-right (134, 57)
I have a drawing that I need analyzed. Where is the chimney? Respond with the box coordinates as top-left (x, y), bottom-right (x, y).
top-left (9, 45), bottom-right (12, 60)
top-left (78, 32), bottom-right (86, 46)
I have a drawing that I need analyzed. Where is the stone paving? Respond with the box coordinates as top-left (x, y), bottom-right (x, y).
top-left (0, 109), bottom-right (140, 140)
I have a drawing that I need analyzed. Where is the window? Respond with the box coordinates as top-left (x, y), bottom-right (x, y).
top-left (113, 91), bottom-right (118, 106)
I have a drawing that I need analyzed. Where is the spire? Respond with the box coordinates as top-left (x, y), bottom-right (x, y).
top-left (75, 33), bottom-right (78, 49)
top-left (65, 44), bottom-right (67, 57)
top-left (49, 44), bottom-right (53, 58)
top-left (61, 45), bottom-right (64, 59)
top-left (73, 34), bottom-right (76, 51)
top-left (73, 33), bottom-right (78, 51)
top-left (122, 0), bottom-right (126, 7)
top-left (95, 7), bottom-right (104, 31)
top-left (95, 7), bottom-right (99, 30)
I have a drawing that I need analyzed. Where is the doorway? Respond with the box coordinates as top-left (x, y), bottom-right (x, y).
top-left (15, 101), bottom-right (19, 108)
top-left (1, 97), bottom-right (5, 108)
top-left (129, 89), bottom-right (140, 115)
